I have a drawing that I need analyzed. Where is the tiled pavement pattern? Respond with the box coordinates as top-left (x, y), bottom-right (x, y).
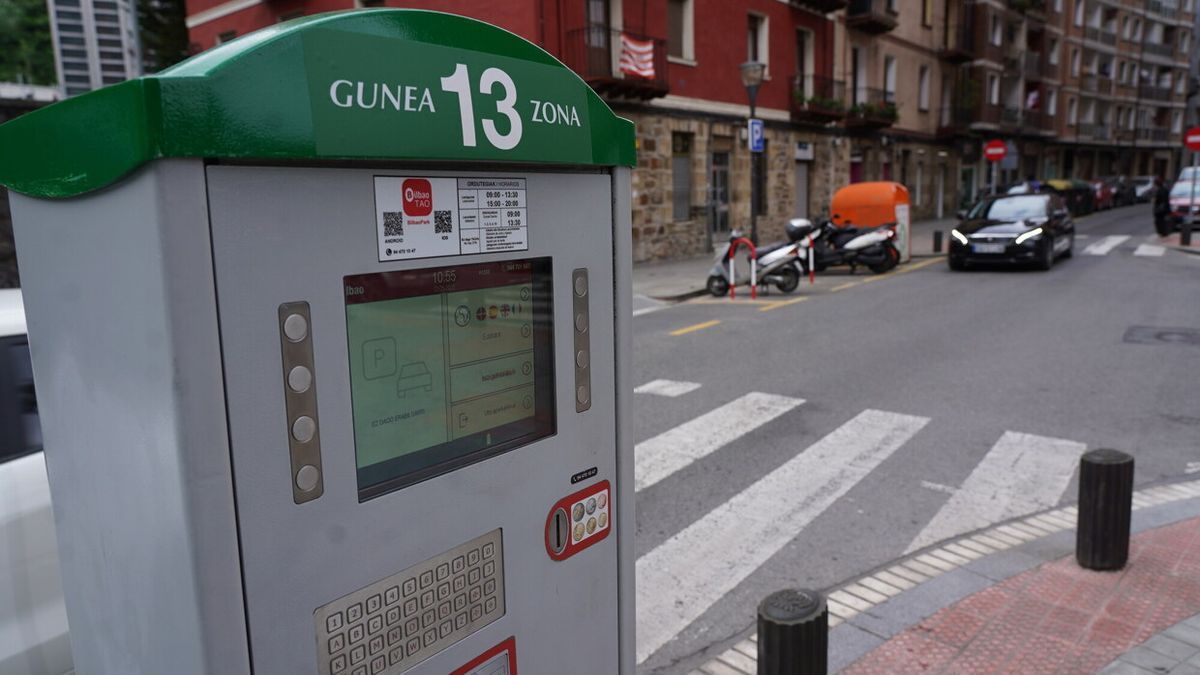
top-left (1098, 613), bottom-right (1200, 675)
top-left (688, 480), bottom-right (1200, 675)
top-left (843, 516), bottom-right (1200, 673)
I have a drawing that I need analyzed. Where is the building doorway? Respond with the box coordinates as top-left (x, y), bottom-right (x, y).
top-left (794, 162), bottom-right (810, 218)
top-left (710, 150), bottom-right (731, 239)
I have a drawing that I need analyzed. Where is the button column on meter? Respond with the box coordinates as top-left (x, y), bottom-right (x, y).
top-left (571, 269), bottom-right (591, 413)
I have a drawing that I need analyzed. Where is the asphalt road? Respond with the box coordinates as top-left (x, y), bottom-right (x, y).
top-left (631, 204), bottom-right (1200, 674)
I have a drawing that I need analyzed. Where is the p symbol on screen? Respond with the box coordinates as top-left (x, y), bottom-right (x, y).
top-left (362, 337), bottom-right (398, 380)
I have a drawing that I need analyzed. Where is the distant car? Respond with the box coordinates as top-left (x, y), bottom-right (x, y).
top-left (1092, 180), bottom-right (1114, 210)
top-left (1166, 180), bottom-right (1200, 231)
top-left (0, 288), bottom-right (72, 675)
top-left (1132, 176), bottom-right (1156, 203)
top-left (1179, 166), bottom-right (1198, 183)
top-left (1102, 176), bottom-right (1136, 207)
top-left (948, 193), bottom-right (1075, 271)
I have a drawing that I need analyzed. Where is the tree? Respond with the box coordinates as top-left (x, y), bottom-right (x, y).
top-left (139, 0), bottom-right (190, 73)
top-left (0, 0), bottom-right (55, 85)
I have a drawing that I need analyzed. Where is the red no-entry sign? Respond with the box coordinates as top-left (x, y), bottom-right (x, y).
top-left (1185, 127), bottom-right (1200, 151)
top-left (984, 140), bottom-right (1007, 162)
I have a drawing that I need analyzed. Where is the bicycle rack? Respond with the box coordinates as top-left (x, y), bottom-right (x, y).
top-left (728, 237), bottom-right (757, 300)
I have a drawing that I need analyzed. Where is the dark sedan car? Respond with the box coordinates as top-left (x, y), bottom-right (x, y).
top-left (948, 193), bottom-right (1075, 271)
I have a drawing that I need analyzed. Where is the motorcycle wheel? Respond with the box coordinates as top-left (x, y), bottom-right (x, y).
top-left (706, 275), bottom-right (730, 297)
top-left (868, 244), bottom-right (900, 274)
top-left (775, 266), bottom-right (800, 293)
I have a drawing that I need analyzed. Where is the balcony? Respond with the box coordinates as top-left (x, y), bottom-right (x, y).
top-left (1001, 105), bottom-right (1021, 128)
top-left (937, 104), bottom-right (973, 136)
top-left (1138, 127), bottom-right (1170, 143)
top-left (939, 3), bottom-right (975, 63)
top-left (845, 88), bottom-right (898, 129)
top-left (1024, 52), bottom-right (1043, 80)
top-left (1143, 42), bottom-right (1176, 59)
top-left (791, 75), bottom-right (847, 125)
top-left (1077, 123), bottom-right (1110, 140)
top-left (1083, 26), bottom-right (1118, 47)
top-left (562, 27), bottom-right (669, 100)
top-left (1007, 0), bottom-right (1046, 12)
top-left (789, 0), bottom-right (849, 12)
top-left (847, 0), bottom-right (898, 34)
top-left (1138, 84), bottom-right (1173, 102)
top-left (1146, 0), bottom-right (1178, 18)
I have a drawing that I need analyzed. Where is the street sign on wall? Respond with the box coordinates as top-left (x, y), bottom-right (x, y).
top-left (748, 118), bottom-right (764, 153)
top-left (983, 139), bottom-right (1007, 162)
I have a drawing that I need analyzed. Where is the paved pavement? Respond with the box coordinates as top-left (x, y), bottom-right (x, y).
top-left (630, 203), bottom-right (1200, 673)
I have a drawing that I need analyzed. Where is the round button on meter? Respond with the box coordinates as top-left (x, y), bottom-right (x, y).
top-left (295, 464), bottom-right (320, 492)
top-left (292, 416), bottom-right (316, 443)
top-left (573, 275), bottom-right (588, 297)
top-left (287, 365), bottom-right (312, 393)
top-left (283, 313), bottom-right (308, 342)
top-left (574, 312), bottom-right (588, 333)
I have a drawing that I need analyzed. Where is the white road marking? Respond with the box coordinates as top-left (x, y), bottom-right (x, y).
top-left (634, 379), bottom-right (702, 398)
top-left (920, 480), bottom-right (958, 495)
top-left (635, 410), bottom-right (929, 663)
top-left (633, 305), bottom-right (666, 317)
top-left (1133, 243), bottom-right (1166, 256)
top-left (1186, 461), bottom-right (1200, 475)
top-left (1082, 235), bottom-right (1131, 255)
top-left (635, 392), bottom-right (803, 492)
top-left (906, 431), bottom-right (1084, 553)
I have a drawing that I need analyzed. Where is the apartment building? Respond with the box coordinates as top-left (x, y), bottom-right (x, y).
top-left (184, 0), bottom-right (1188, 262)
top-left (47, 0), bottom-right (143, 96)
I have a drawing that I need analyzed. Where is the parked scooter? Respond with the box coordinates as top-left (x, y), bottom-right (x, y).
top-left (705, 221), bottom-right (817, 296)
top-left (793, 218), bottom-right (900, 275)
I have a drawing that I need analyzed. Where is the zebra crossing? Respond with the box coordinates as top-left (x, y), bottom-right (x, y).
top-left (1080, 234), bottom-right (1179, 257)
top-left (633, 383), bottom-right (1089, 666)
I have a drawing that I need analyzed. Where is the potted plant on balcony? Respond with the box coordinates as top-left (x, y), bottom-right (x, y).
top-left (794, 90), bottom-right (846, 113)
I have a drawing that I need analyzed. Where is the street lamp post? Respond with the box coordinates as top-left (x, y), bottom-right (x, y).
top-left (741, 61), bottom-right (766, 245)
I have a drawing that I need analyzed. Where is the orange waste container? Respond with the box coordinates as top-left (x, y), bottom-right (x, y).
top-left (829, 181), bottom-right (911, 262)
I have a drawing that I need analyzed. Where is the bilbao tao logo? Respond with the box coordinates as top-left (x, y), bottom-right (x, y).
top-left (402, 179), bottom-right (433, 217)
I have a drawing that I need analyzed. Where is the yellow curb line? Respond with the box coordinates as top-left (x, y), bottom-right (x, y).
top-left (830, 281), bottom-right (859, 292)
top-left (896, 257), bottom-right (944, 273)
top-left (669, 319), bottom-right (721, 336)
top-left (693, 297), bottom-right (776, 306)
top-left (758, 297), bottom-right (809, 312)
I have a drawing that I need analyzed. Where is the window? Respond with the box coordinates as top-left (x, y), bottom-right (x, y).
top-left (1048, 89), bottom-right (1058, 115)
top-left (915, 164), bottom-right (924, 206)
top-left (1173, 110), bottom-right (1183, 133)
top-left (1133, 19), bottom-right (1142, 41)
top-left (1068, 97), bottom-right (1077, 125)
top-left (988, 74), bottom-right (1000, 105)
top-left (1071, 49), bottom-right (1080, 77)
top-left (216, 30), bottom-right (237, 44)
top-left (753, 140), bottom-right (768, 216)
top-left (1074, 0), bottom-right (1084, 25)
top-left (922, 0), bottom-right (933, 26)
top-left (883, 56), bottom-right (897, 103)
top-left (672, 133), bottom-right (693, 221)
top-left (1049, 38), bottom-right (1059, 64)
top-left (747, 13), bottom-right (769, 74)
top-left (1054, 0), bottom-right (1063, 12)
top-left (1122, 16), bottom-right (1130, 38)
top-left (667, 0), bottom-right (694, 61)
top-left (991, 16), bottom-right (1002, 45)
top-left (796, 29), bottom-right (814, 93)
top-left (918, 65), bottom-right (931, 111)
top-left (0, 335), bottom-right (42, 465)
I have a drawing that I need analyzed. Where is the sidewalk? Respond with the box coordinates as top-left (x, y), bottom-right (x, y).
top-left (690, 479), bottom-right (1200, 675)
top-left (632, 218), bottom-right (957, 301)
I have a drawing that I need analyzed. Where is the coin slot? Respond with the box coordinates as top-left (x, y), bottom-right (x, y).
top-left (548, 507), bottom-right (569, 555)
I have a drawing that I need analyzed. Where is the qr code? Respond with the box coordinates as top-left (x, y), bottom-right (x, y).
top-left (383, 212), bottom-right (403, 237)
top-left (434, 210), bottom-right (453, 234)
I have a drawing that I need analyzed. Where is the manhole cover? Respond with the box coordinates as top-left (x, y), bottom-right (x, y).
top-left (1123, 326), bottom-right (1200, 347)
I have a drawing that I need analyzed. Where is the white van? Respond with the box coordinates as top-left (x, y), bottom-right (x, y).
top-left (0, 288), bottom-right (72, 675)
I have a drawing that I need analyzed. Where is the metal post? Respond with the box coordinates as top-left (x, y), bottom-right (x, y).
top-left (1076, 449), bottom-right (1134, 571)
top-left (933, 230), bottom-right (944, 253)
top-left (757, 589), bottom-right (827, 675)
top-left (990, 160), bottom-right (997, 197)
top-left (749, 94), bottom-right (760, 246)
top-left (1188, 150), bottom-right (1198, 243)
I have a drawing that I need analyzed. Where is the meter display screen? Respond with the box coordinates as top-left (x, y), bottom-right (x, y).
top-left (344, 258), bottom-right (555, 499)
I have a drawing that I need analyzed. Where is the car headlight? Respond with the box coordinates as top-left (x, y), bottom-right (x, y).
top-left (950, 229), bottom-right (969, 245)
top-left (1014, 227), bottom-right (1043, 245)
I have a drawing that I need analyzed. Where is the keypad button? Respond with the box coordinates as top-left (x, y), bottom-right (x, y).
top-left (331, 654), bottom-right (347, 672)
top-left (405, 638), bottom-right (420, 658)
top-left (367, 616), bottom-right (382, 634)
top-left (453, 576), bottom-right (466, 592)
top-left (419, 571), bottom-right (434, 588)
top-left (385, 586), bottom-right (399, 605)
top-left (366, 594), bottom-right (381, 614)
top-left (470, 604), bottom-right (483, 621)
top-left (387, 627), bottom-right (401, 646)
top-left (438, 601), bottom-right (451, 620)
top-left (468, 549), bottom-right (480, 565)
top-left (351, 666), bottom-right (366, 675)
top-left (347, 603), bottom-right (363, 623)
top-left (421, 610), bottom-right (436, 628)
top-left (368, 635), bottom-right (383, 655)
top-left (404, 618), bottom-right (419, 636)
top-left (484, 579), bottom-right (496, 596)
top-left (483, 561), bottom-right (495, 577)
top-left (485, 597), bottom-right (497, 614)
top-left (439, 620), bottom-right (452, 639)
top-left (468, 568), bottom-right (481, 584)
top-left (469, 587), bottom-right (482, 603)
top-left (422, 629), bottom-right (437, 648)
top-left (370, 655), bottom-right (386, 674)
top-left (350, 644), bottom-right (366, 664)
top-left (326, 612), bottom-right (344, 633)
top-left (385, 607), bottom-right (400, 626)
top-left (436, 563), bottom-right (450, 581)
top-left (438, 582), bottom-right (450, 600)
top-left (483, 542), bottom-right (496, 559)
top-left (402, 579), bottom-right (417, 596)
top-left (455, 612), bottom-right (468, 630)
top-left (329, 633), bottom-right (346, 653)
top-left (420, 590), bottom-right (435, 608)
top-left (403, 598), bottom-right (417, 616)
top-left (454, 593), bottom-right (467, 611)
top-left (388, 647), bottom-right (403, 666)
top-left (452, 556), bottom-right (465, 573)
top-left (349, 624), bottom-right (365, 644)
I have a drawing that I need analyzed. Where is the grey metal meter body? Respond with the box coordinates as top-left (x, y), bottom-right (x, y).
top-left (1, 10), bottom-right (635, 675)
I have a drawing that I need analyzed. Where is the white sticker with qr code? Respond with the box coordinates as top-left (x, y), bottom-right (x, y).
top-left (373, 176), bottom-right (528, 262)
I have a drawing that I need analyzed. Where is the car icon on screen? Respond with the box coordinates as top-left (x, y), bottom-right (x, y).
top-left (397, 362), bottom-right (433, 398)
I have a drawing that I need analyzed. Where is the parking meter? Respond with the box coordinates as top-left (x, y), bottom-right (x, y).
top-left (0, 10), bottom-right (635, 674)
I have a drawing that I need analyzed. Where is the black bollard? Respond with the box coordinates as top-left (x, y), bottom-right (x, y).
top-left (1076, 449), bottom-right (1134, 571)
top-left (933, 230), bottom-right (944, 253)
top-left (1182, 220), bottom-right (1193, 247)
top-left (757, 588), bottom-right (827, 675)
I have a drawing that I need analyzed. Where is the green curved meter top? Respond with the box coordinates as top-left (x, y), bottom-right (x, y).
top-left (0, 9), bottom-right (637, 199)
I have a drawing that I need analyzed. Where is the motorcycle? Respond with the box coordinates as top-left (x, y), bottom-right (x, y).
top-left (704, 221), bottom-right (817, 297)
top-left (793, 218), bottom-right (900, 275)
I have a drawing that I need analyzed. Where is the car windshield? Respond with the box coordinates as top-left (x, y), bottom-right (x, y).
top-left (1181, 167), bottom-right (1198, 182)
top-left (968, 195), bottom-right (1049, 220)
top-left (1169, 182), bottom-right (1199, 198)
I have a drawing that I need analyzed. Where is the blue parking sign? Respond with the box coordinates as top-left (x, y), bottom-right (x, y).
top-left (748, 118), bottom-right (764, 153)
